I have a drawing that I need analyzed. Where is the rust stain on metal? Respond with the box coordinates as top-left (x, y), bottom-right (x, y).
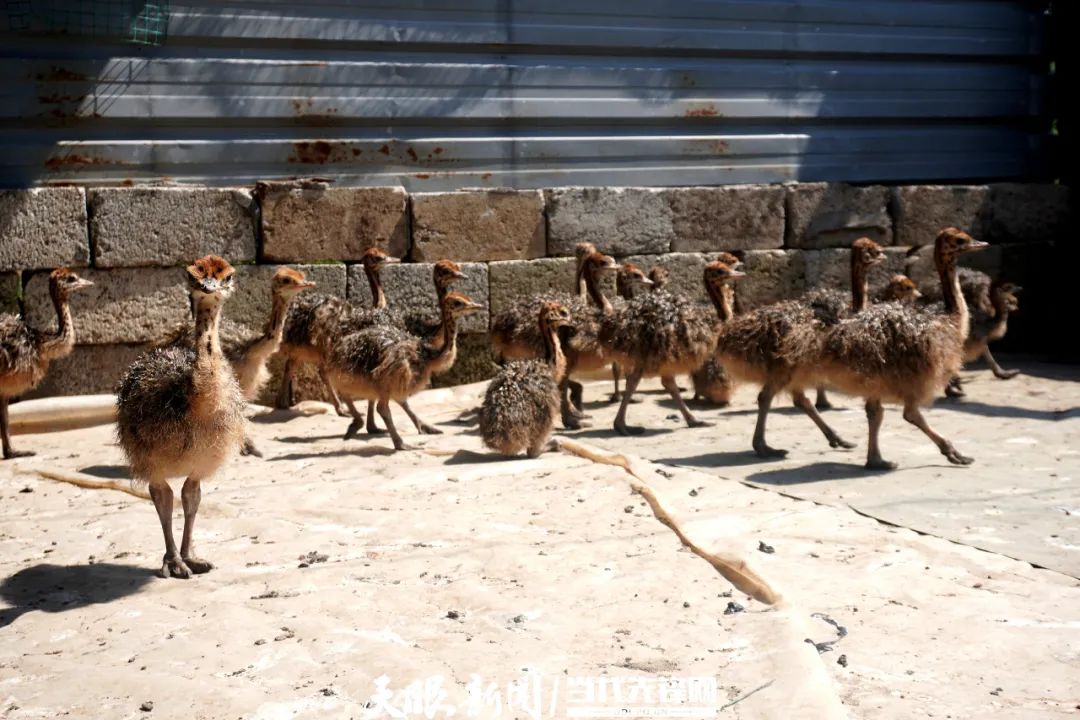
top-left (686, 104), bottom-right (720, 118)
top-left (352, 148), bottom-right (362, 157)
top-left (406, 147), bottom-right (419, 162)
top-left (290, 140), bottom-right (335, 164)
top-left (481, 173), bottom-right (493, 180)
top-left (379, 144), bottom-right (390, 156)
top-left (415, 173), bottom-right (431, 179)
top-left (433, 147), bottom-right (444, 155)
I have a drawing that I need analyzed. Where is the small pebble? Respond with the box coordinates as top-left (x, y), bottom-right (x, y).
top-left (837, 655), bottom-right (848, 667)
top-left (511, 615), bottom-right (525, 624)
top-left (723, 602), bottom-right (744, 615)
top-left (758, 541), bottom-right (775, 554)
top-left (18, 487), bottom-right (33, 494)
top-left (447, 610), bottom-right (461, 620)
top-left (139, 701), bottom-right (154, 712)
top-left (990, 688), bottom-right (1002, 696)
top-left (682, 601), bottom-right (690, 608)
top-left (254, 639), bottom-right (266, 646)
top-left (689, 489), bottom-right (698, 497)
top-left (624, 506), bottom-right (634, 514)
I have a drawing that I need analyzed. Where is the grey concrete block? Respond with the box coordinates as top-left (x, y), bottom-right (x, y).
top-left (738, 250), bottom-right (806, 309)
top-left (0, 188), bottom-right (89, 271)
top-left (259, 184), bottom-right (409, 262)
top-left (892, 185), bottom-right (991, 246)
top-left (786, 182), bottom-right (892, 248)
top-left (90, 187), bottom-right (256, 268)
top-left (25, 343), bottom-right (150, 398)
top-left (488, 257), bottom-right (577, 320)
top-left (410, 190), bottom-right (545, 262)
top-left (546, 187), bottom-right (672, 256)
top-left (347, 261), bottom-right (489, 334)
top-left (225, 263), bottom-right (348, 334)
top-left (431, 334), bottom-right (499, 388)
top-left (1, 272), bottom-right (19, 314)
top-left (667, 185), bottom-right (785, 252)
top-left (985, 183), bottom-right (1072, 244)
top-left (24, 266), bottom-right (188, 345)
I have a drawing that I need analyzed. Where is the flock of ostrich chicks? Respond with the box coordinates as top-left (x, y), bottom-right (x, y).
top-left (0, 227), bottom-right (1021, 578)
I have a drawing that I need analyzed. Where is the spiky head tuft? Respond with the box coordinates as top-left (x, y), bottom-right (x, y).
top-left (441, 291), bottom-right (483, 316)
top-left (538, 300), bottom-right (573, 330)
top-left (48, 267), bottom-right (93, 294)
top-left (360, 247), bottom-right (398, 268)
top-left (433, 259), bottom-right (466, 287)
top-left (186, 255), bottom-right (235, 296)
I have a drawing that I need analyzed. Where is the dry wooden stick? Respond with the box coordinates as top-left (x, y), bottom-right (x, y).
top-left (33, 469), bottom-right (152, 501)
top-left (556, 437), bottom-right (782, 606)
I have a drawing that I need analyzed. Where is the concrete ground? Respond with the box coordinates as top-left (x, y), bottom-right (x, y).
top-left (0, 356), bottom-right (1077, 719)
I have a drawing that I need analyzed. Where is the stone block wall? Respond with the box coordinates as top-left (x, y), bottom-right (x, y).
top-left (0, 181), bottom-right (1071, 401)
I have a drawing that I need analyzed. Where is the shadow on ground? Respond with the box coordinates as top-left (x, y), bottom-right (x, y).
top-left (79, 464), bottom-right (131, 479)
top-left (932, 398), bottom-right (1078, 422)
top-left (0, 563), bottom-right (153, 628)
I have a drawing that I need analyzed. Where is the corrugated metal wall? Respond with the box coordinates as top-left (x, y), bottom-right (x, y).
top-left (0, 0), bottom-right (1050, 189)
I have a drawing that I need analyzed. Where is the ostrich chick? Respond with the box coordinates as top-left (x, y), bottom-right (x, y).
top-left (819, 228), bottom-right (987, 469)
top-left (116, 256), bottom-right (246, 578)
top-left (326, 292), bottom-right (482, 450)
top-left (689, 252), bottom-right (742, 406)
top-left (0, 268), bottom-right (93, 458)
top-left (601, 261), bottom-right (742, 435)
top-left (875, 274), bottom-right (923, 304)
top-left (945, 279), bottom-right (1022, 398)
top-left (479, 301), bottom-right (574, 458)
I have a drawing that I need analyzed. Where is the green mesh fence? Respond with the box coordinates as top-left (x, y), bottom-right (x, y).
top-left (3, 0), bottom-right (169, 45)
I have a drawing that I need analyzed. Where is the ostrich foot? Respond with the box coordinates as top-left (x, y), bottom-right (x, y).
top-left (865, 458), bottom-right (898, 471)
top-left (3, 449), bottom-right (35, 459)
top-left (994, 368), bottom-right (1020, 380)
top-left (829, 436), bottom-right (857, 450)
top-left (753, 443), bottom-right (788, 459)
top-left (614, 422), bottom-right (644, 436)
top-left (161, 554), bottom-right (192, 579)
top-left (182, 556), bottom-right (214, 574)
top-left (687, 418), bottom-right (713, 429)
top-left (944, 446), bottom-right (974, 465)
top-left (417, 422), bottom-right (443, 435)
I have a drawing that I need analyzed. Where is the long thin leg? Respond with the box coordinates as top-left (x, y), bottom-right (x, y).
top-left (180, 478), bottom-right (213, 574)
top-left (610, 363), bottom-right (622, 402)
top-left (559, 377), bottom-right (587, 430)
top-left (343, 398), bottom-right (367, 440)
top-left (275, 357), bottom-right (296, 409)
top-left (661, 375), bottom-right (711, 428)
top-left (1, 395), bottom-right (34, 459)
top-left (752, 384), bottom-right (786, 458)
top-left (568, 380), bottom-right (587, 417)
top-left (149, 481), bottom-right (190, 579)
top-left (613, 368), bottom-right (645, 436)
top-left (365, 401), bottom-right (385, 434)
top-left (377, 399), bottom-right (409, 451)
top-left (815, 387), bottom-right (833, 411)
top-left (318, 366), bottom-right (351, 417)
top-left (792, 390), bottom-right (855, 449)
top-left (864, 398), bottom-right (894, 470)
top-left (984, 349), bottom-right (1019, 379)
top-left (902, 403), bottom-right (973, 465)
top-left (399, 399), bottom-right (441, 434)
